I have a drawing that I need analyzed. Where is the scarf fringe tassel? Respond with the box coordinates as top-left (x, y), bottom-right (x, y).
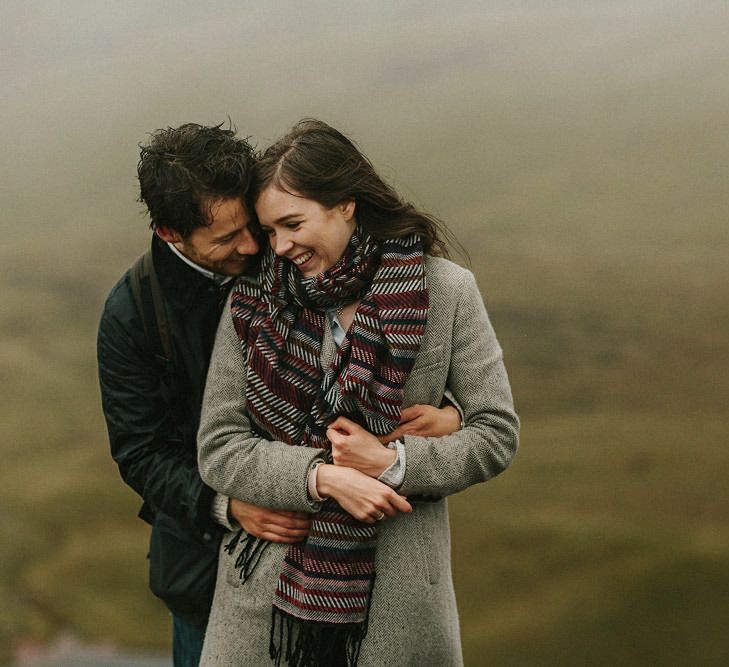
top-left (269, 607), bottom-right (368, 667)
top-left (223, 529), bottom-right (270, 583)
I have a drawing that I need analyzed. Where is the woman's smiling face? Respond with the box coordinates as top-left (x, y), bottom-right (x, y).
top-left (255, 186), bottom-right (356, 277)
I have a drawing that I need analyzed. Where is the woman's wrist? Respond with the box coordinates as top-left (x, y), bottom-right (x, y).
top-left (371, 446), bottom-right (397, 477)
top-left (315, 463), bottom-right (339, 499)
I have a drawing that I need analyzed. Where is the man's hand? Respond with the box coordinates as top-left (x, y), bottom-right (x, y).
top-left (327, 416), bottom-right (396, 477)
top-left (228, 498), bottom-right (311, 543)
top-left (378, 404), bottom-right (461, 444)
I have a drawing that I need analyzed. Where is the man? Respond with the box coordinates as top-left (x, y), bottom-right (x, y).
top-left (97, 123), bottom-right (310, 667)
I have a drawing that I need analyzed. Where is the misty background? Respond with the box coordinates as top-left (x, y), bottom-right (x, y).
top-left (2, 1), bottom-right (728, 665)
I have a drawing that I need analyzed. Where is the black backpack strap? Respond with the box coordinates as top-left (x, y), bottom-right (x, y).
top-left (129, 248), bottom-right (190, 434)
top-left (129, 249), bottom-right (173, 369)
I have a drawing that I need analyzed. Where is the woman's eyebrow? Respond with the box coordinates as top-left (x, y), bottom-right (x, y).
top-left (271, 213), bottom-right (302, 225)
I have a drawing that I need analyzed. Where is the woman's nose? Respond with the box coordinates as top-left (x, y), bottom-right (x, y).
top-left (272, 231), bottom-right (293, 256)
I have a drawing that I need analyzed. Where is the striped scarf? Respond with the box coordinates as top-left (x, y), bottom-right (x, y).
top-left (228, 229), bottom-right (428, 666)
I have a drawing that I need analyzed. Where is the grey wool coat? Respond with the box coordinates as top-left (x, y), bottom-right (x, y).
top-left (197, 256), bottom-right (519, 666)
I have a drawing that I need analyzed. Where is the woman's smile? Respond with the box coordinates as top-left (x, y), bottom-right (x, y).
top-left (255, 185), bottom-right (356, 278)
top-left (291, 250), bottom-right (315, 267)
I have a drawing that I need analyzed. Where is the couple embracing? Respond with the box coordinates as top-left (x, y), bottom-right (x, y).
top-left (98, 119), bottom-right (519, 667)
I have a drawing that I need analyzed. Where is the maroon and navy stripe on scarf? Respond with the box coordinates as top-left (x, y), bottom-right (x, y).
top-left (230, 230), bottom-right (427, 666)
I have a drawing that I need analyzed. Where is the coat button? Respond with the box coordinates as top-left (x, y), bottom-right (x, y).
top-left (203, 531), bottom-right (213, 542)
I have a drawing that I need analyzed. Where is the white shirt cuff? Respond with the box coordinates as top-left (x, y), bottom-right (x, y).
top-left (211, 493), bottom-right (235, 531)
top-left (377, 439), bottom-right (406, 488)
top-left (307, 460), bottom-right (326, 503)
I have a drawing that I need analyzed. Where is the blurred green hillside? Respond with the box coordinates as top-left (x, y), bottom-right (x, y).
top-left (1, 2), bottom-right (728, 665)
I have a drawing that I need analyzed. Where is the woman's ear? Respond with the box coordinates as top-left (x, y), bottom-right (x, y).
top-left (340, 199), bottom-right (356, 223)
top-left (155, 226), bottom-right (182, 244)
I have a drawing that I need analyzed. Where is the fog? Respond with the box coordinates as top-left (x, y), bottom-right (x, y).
top-left (3, 1), bottom-right (727, 249)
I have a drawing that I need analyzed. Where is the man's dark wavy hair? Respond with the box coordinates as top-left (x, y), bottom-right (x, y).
top-left (137, 122), bottom-right (255, 239)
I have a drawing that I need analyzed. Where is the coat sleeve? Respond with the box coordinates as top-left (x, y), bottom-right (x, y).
top-left (398, 268), bottom-right (519, 498)
top-left (97, 279), bottom-right (216, 531)
top-left (197, 293), bottom-right (325, 512)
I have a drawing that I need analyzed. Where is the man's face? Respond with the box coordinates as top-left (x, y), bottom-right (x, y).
top-left (159, 197), bottom-right (259, 276)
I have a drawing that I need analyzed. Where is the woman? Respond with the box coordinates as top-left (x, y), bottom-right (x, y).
top-left (198, 119), bottom-right (519, 666)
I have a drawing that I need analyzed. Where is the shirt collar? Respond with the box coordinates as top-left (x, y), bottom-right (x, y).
top-left (166, 242), bottom-right (233, 286)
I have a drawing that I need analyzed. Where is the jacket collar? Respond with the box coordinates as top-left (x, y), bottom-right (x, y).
top-left (151, 234), bottom-right (221, 309)
top-left (166, 241), bottom-right (233, 286)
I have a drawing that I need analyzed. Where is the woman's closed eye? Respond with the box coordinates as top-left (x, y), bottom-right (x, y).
top-left (262, 221), bottom-right (302, 236)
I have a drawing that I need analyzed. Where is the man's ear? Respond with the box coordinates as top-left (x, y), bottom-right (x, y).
top-left (155, 226), bottom-right (182, 244)
top-left (340, 199), bottom-right (356, 223)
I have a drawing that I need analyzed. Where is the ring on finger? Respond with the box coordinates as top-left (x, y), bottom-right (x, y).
top-left (376, 511), bottom-right (385, 521)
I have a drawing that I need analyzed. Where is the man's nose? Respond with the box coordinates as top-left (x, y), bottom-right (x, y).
top-left (237, 231), bottom-right (259, 256)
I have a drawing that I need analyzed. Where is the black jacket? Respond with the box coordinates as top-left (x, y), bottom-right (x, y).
top-left (97, 236), bottom-right (232, 628)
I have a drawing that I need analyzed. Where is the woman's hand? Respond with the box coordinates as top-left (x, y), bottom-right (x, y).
top-left (228, 498), bottom-right (312, 543)
top-left (316, 464), bottom-right (412, 524)
top-left (327, 416), bottom-right (396, 477)
top-left (378, 404), bottom-right (461, 444)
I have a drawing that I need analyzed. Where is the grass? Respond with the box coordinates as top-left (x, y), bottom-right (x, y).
top-left (2, 242), bottom-right (727, 663)
top-left (450, 412), bottom-right (729, 665)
